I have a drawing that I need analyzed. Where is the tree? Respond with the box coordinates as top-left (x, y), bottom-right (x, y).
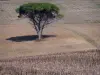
top-left (16, 3), bottom-right (63, 40)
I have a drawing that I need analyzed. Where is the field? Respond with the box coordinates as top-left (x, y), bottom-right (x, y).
top-left (0, 50), bottom-right (100, 75)
top-left (0, 0), bottom-right (100, 24)
top-left (0, 0), bottom-right (100, 75)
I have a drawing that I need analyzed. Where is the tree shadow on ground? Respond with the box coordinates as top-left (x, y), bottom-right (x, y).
top-left (6, 35), bottom-right (56, 42)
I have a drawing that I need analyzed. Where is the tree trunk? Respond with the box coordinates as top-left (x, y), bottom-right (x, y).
top-left (38, 30), bottom-right (42, 40)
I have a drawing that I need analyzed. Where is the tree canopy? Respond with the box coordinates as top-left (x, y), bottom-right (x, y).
top-left (16, 3), bottom-right (60, 16)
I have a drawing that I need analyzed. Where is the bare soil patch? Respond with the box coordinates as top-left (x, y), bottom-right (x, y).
top-left (0, 24), bottom-right (96, 58)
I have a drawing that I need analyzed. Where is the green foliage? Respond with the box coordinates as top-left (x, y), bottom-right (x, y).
top-left (16, 3), bottom-right (60, 13)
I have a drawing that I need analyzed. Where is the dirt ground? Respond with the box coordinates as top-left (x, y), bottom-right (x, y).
top-left (0, 23), bottom-right (97, 58)
top-left (0, 0), bottom-right (100, 58)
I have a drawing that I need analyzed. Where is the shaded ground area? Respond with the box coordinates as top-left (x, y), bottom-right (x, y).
top-left (0, 49), bottom-right (100, 75)
top-left (6, 35), bottom-right (56, 42)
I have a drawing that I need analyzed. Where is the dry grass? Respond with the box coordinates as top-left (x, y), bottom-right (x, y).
top-left (0, 0), bottom-right (100, 24)
top-left (0, 49), bottom-right (100, 75)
